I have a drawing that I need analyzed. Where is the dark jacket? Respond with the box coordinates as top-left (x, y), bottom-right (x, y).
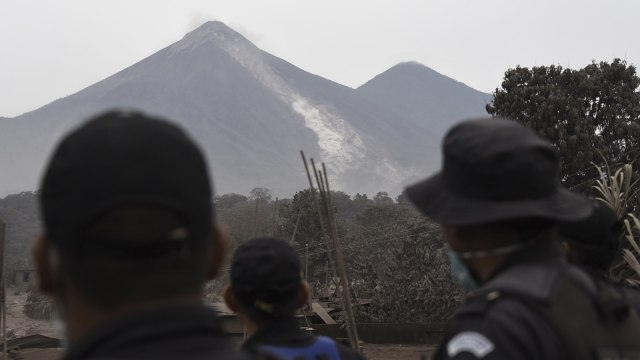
top-left (63, 305), bottom-right (250, 360)
top-left (623, 286), bottom-right (640, 313)
top-left (242, 318), bottom-right (366, 360)
top-left (433, 238), bottom-right (640, 360)
top-left (581, 266), bottom-right (640, 315)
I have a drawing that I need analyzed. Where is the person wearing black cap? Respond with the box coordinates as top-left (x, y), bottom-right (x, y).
top-left (33, 110), bottom-right (248, 360)
top-left (405, 117), bottom-right (640, 359)
top-left (559, 199), bottom-right (623, 274)
top-left (558, 199), bottom-right (640, 311)
top-left (224, 236), bottom-right (366, 360)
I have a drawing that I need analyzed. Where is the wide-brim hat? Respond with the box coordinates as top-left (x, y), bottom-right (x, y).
top-left (406, 117), bottom-right (591, 225)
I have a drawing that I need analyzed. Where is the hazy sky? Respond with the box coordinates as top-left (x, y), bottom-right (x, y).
top-left (1, 0), bottom-right (638, 117)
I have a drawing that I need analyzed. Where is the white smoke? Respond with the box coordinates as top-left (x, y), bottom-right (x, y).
top-left (196, 29), bottom-right (366, 173)
top-left (185, 13), bottom-right (219, 32)
top-left (172, 22), bottom-right (407, 190)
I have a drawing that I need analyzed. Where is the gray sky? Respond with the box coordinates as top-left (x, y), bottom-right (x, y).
top-left (1, 0), bottom-right (638, 117)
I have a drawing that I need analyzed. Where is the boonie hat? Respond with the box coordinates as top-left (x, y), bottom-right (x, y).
top-left (230, 237), bottom-right (302, 316)
top-left (40, 110), bottom-right (213, 260)
top-left (405, 117), bottom-right (591, 225)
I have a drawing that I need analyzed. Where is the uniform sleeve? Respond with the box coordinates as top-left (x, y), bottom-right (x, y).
top-left (433, 298), bottom-right (563, 360)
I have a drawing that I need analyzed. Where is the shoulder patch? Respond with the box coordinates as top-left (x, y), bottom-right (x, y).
top-left (447, 331), bottom-right (495, 358)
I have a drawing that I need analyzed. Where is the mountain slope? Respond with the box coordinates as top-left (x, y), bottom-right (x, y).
top-left (0, 23), bottom-right (488, 197)
top-left (1, 23), bottom-right (326, 196)
top-left (356, 62), bottom-right (492, 145)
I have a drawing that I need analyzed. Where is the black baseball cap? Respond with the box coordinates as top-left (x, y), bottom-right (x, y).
top-left (230, 237), bottom-right (302, 317)
top-left (40, 110), bottom-right (213, 262)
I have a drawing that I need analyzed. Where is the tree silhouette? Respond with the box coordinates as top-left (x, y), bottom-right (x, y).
top-left (487, 59), bottom-right (640, 192)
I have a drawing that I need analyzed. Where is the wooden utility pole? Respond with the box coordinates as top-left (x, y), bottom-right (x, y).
top-left (300, 152), bottom-right (339, 287)
top-left (0, 220), bottom-right (6, 360)
top-left (252, 198), bottom-right (260, 237)
top-left (299, 151), bottom-right (359, 349)
top-left (309, 160), bottom-right (341, 297)
top-left (319, 163), bottom-right (360, 349)
top-left (290, 213), bottom-right (302, 244)
top-left (271, 198), bottom-right (279, 235)
top-left (305, 243), bottom-right (309, 282)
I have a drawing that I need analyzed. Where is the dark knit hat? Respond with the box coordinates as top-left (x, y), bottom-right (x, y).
top-left (230, 237), bottom-right (301, 317)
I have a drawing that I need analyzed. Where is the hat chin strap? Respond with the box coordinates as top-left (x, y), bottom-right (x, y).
top-left (452, 241), bottom-right (527, 260)
top-left (450, 228), bottom-right (553, 260)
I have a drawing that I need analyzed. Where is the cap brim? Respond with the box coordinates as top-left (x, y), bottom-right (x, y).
top-left (405, 172), bottom-right (592, 225)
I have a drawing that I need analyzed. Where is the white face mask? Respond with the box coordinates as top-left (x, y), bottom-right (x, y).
top-left (47, 246), bottom-right (70, 348)
top-left (445, 242), bottom-right (527, 290)
top-left (445, 248), bottom-right (479, 290)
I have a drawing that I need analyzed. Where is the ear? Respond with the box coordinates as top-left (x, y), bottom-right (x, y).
top-left (560, 241), bottom-right (569, 255)
top-left (296, 281), bottom-right (311, 310)
top-left (32, 235), bottom-right (56, 294)
top-left (562, 241), bottom-right (577, 264)
top-left (206, 225), bottom-right (228, 280)
top-left (223, 285), bottom-right (239, 313)
top-left (441, 224), bottom-right (460, 248)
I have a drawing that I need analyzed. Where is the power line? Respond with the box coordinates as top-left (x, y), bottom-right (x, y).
top-left (301, 227), bottom-right (434, 260)
top-left (563, 144), bottom-right (640, 189)
top-left (217, 225), bottom-right (434, 274)
top-left (301, 225), bottom-right (430, 259)
top-left (291, 215), bottom-right (427, 253)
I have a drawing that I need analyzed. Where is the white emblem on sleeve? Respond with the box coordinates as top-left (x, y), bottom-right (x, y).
top-left (447, 331), bottom-right (495, 358)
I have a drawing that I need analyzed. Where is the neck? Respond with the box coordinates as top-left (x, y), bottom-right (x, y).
top-left (468, 233), bottom-right (560, 283)
top-left (235, 312), bottom-right (259, 337)
top-left (61, 294), bottom-right (203, 344)
top-left (466, 253), bottom-right (511, 282)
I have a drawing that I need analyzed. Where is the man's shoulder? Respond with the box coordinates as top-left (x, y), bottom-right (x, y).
top-left (248, 334), bottom-right (366, 360)
top-left (308, 336), bottom-right (366, 360)
top-left (436, 288), bottom-right (563, 359)
top-left (453, 292), bottom-right (556, 335)
top-left (64, 306), bottom-right (246, 360)
top-left (449, 263), bottom-right (590, 348)
top-left (621, 285), bottom-right (640, 312)
top-left (69, 345), bottom-right (252, 360)
top-left (480, 260), bottom-right (570, 302)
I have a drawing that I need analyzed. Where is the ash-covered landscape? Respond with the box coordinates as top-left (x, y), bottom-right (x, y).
top-left (1, 2), bottom-right (640, 359)
top-left (0, 21), bottom-right (486, 348)
top-left (0, 21), bottom-right (490, 199)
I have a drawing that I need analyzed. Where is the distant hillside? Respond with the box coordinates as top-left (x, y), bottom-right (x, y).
top-left (357, 62), bottom-right (491, 148)
top-left (0, 192), bottom-right (41, 260)
top-left (0, 22), bottom-right (490, 198)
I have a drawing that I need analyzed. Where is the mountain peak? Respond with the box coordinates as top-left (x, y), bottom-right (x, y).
top-left (358, 62), bottom-right (460, 91)
top-left (173, 21), bottom-right (249, 52)
top-left (392, 61), bottom-right (427, 68)
top-left (191, 21), bottom-right (237, 35)
top-left (387, 61), bottom-right (440, 75)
